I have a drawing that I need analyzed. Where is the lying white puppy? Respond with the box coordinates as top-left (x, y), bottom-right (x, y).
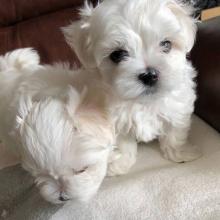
top-left (0, 48), bottom-right (114, 204)
top-left (63, 0), bottom-right (202, 176)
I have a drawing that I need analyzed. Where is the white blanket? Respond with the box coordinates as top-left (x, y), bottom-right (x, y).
top-left (50, 115), bottom-right (220, 220)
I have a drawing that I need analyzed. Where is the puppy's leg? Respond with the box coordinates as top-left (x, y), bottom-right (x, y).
top-left (107, 134), bottom-right (137, 176)
top-left (159, 118), bottom-right (201, 163)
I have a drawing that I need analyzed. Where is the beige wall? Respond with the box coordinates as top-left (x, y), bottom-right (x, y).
top-left (201, 7), bottom-right (220, 21)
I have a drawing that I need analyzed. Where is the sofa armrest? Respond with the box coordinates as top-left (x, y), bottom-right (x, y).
top-left (191, 16), bottom-right (220, 132)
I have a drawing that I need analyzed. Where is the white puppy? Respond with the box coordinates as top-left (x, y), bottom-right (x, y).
top-left (0, 48), bottom-right (114, 203)
top-left (63, 0), bottom-right (201, 176)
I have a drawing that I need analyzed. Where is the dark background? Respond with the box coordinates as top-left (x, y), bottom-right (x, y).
top-left (184, 0), bottom-right (220, 17)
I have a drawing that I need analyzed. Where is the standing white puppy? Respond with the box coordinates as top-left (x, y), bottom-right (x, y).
top-left (63, 0), bottom-right (201, 176)
top-left (0, 48), bottom-right (114, 203)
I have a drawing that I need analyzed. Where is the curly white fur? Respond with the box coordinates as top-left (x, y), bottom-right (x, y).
top-left (63, 0), bottom-right (202, 176)
top-left (0, 48), bottom-right (114, 204)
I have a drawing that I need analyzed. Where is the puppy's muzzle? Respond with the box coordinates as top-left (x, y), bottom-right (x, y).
top-left (138, 67), bottom-right (159, 87)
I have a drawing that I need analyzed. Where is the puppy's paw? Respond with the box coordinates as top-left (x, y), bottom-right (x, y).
top-left (107, 152), bottom-right (136, 176)
top-left (108, 148), bottom-right (122, 163)
top-left (162, 143), bottom-right (202, 163)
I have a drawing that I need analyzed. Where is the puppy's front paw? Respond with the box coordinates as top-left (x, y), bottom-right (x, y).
top-left (162, 143), bottom-right (202, 163)
top-left (107, 152), bottom-right (136, 176)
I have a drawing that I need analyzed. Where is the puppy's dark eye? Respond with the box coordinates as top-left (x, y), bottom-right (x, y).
top-left (160, 40), bottom-right (172, 53)
top-left (73, 167), bottom-right (88, 175)
top-left (73, 126), bottom-right (78, 132)
top-left (109, 49), bottom-right (129, 64)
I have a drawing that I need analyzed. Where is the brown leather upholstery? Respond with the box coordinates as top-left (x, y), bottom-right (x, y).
top-left (0, 8), bottom-right (79, 64)
top-left (0, 0), bottom-right (97, 64)
top-left (0, 0), bottom-right (83, 27)
top-left (191, 17), bottom-right (220, 132)
top-left (0, 0), bottom-right (219, 131)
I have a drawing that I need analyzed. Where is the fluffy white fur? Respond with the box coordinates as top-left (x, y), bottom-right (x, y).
top-left (0, 48), bottom-right (115, 204)
top-left (63, 0), bottom-right (201, 176)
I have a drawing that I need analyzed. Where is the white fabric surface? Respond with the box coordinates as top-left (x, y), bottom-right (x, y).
top-left (50, 115), bottom-right (220, 220)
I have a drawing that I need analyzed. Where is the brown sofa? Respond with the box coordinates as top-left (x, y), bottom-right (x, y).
top-left (191, 17), bottom-right (220, 132)
top-left (0, 0), bottom-right (89, 64)
top-left (0, 0), bottom-right (219, 132)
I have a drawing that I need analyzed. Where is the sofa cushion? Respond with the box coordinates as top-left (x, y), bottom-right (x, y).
top-left (0, 0), bottom-right (98, 64)
top-left (0, 8), bottom-right (80, 64)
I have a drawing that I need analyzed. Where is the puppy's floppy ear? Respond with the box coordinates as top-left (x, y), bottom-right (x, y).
top-left (62, 1), bottom-right (97, 68)
top-left (16, 95), bottom-right (34, 130)
top-left (167, 0), bottom-right (197, 53)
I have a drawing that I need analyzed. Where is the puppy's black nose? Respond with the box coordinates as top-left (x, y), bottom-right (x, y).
top-left (138, 67), bottom-right (159, 86)
top-left (59, 195), bottom-right (70, 202)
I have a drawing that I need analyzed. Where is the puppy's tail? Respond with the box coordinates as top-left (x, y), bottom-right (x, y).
top-left (0, 48), bottom-right (40, 73)
top-left (0, 48), bottom-right (40, 96)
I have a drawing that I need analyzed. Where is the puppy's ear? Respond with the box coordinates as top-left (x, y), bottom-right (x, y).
top-left (62, 1), bottom-right (97, 68)
top-left (16, 95), bottom-right (34, 130)
top-left (167, 0), bottom-right (197, 53)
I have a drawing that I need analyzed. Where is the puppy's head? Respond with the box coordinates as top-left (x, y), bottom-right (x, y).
top-left (16, 86), bottom-right (114, 204)
top-left (63, 0), bottom-right (197, 101)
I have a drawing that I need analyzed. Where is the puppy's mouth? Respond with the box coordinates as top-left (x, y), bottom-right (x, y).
top-left (142, 86), bottom-right (158, 96)
top-left (136, 82), bottom-right (159, 98)
top-left (117, 85), bottom-right (158, 101)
